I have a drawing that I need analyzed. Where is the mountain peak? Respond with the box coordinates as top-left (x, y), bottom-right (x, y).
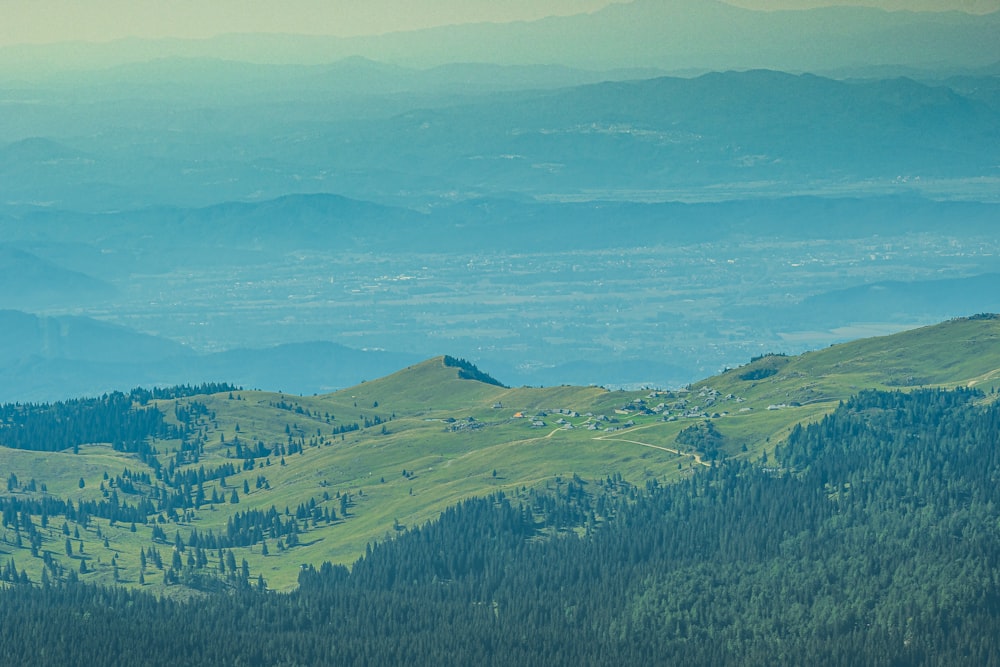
top-left (332, 356), bottom-right (509, 412)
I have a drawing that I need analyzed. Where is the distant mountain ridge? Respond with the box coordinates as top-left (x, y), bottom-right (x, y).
top-left (2, 192), bottom-right (997, 399)
top-left (734, 273), bottom-right (1000, 332)
top-left (1, 63), bottom-right (997, 398)
top-left (0, 246), bottom-right (114, 309)
top-left (0, 310), bottom-right (420, 403)
top-left (14, 192), bottom-right (996, 250)
top-left (3, 69), bottom-right (996, 211)
top-left (1, 2), bottom-right (996, 74)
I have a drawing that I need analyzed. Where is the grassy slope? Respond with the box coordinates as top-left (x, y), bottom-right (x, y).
top-left (3, 317), bottom-right (1000, 593)
top-left (685, 317), bottom-right (1000, 458)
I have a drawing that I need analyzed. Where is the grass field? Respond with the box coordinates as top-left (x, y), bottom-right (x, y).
top-left (3, 316), bottom-right (1000, 594)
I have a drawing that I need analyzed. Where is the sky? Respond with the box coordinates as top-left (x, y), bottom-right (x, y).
top-left (0, 0), bottom-right (997, 46)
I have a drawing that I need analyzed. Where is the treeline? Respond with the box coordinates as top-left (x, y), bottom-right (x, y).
top-left (1, 492), bottom-right (154, 530)
top-left (2, 388), bottom-right (1000, 665)
top-left (443, 355), bottom-right (507, 388)
top-left (155, 503), bottom-right (329, 550)
top-left (0, 383), bottom-right (238, 458)
top-left (130, 383), bottom-right (240, 405)
top-left (0, 392), bottom-right (174, 457)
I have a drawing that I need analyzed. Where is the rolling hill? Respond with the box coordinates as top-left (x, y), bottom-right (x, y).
top-left (2, 316), bottom-right (1000, 595)
top-left (695, 313), bottom-right (1000, 405)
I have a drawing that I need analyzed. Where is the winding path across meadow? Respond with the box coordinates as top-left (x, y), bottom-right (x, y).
top-left (592, 423), bottom-right (711, 467)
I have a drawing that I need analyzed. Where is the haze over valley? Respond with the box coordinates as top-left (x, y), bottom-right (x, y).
top-left (2, 24), bottom-right (999, 399)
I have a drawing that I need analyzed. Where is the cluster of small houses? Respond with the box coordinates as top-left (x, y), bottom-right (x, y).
top-left (439, 385), bottom-right (796, 436)
top-left (438, 385), bottom-right (795, 436)
top-left (488, 387), bottom-right (754, 433)
top-left (442, 416), bottom-right (486, 433)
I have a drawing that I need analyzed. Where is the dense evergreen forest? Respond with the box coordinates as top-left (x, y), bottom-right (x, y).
top-left (0, 383), bottom-right (238, 458)
top-left (443, 355), bottom-right (508, 388)
top-left (2, 387), bottom-right (1000, 665)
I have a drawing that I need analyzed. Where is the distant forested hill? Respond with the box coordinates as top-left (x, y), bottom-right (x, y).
top-left (2, 387), bottom-right (999, 665)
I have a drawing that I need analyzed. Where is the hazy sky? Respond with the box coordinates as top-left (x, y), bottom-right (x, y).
top-left (0, 0), bottom-right (997, 46)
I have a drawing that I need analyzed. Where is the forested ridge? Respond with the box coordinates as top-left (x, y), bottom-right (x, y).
top-left (1, 387), bottom-right (1000, 665)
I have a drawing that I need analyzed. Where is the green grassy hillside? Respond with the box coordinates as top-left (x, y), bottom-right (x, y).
top-left (699, 314), bottom-right (1000, 402)
top-left (3, 316), bottom-right (1000, 595)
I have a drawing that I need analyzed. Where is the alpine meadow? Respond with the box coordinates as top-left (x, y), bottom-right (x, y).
top-left (2, 2), bottom-right (1000, 665)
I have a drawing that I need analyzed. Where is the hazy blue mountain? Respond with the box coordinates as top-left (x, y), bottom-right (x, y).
top-left (0, 136), bottom-right (86, 163)
top-left (1, 188), bottom-right (998, 399)
top-left (1, 2), bottom-right (996, 74)
top-left (942, 73), bottom-right (1000, 112)
top-left (349, 0), bottom-right (1000, 71)
top-left (1, 43), bottom-right (997, 398)
top-left (339, 71), bottom-right (998, 197)
top-left (0, 246), bottom-right (114, 309)
top-left (421, 195), bottom-right (1000, 256)
top-left (2, 195), bottom-right (431, 274)
top-left (3, 70), bottom-right (996, 211)
top-left (186, 342), bottom-right (421, 395)
top-left (27, 57), bottom-right (668, 102)
top-left (166, 194), bottom-right (427, 251)
top-left (0, 138), bottom-right (102, 209)
top-left (736, 274), bottom-right (1000, 332)
top-left (0, 311), bottom-right (193, 401)
top-left (0, 310), bottom-right (421, 402)
top-left (75, 194), bottom-right (429, 261)
top-left (0, 310), bottom-right (191, 367)
top-left (10, 193), bottom-right (998, 262)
